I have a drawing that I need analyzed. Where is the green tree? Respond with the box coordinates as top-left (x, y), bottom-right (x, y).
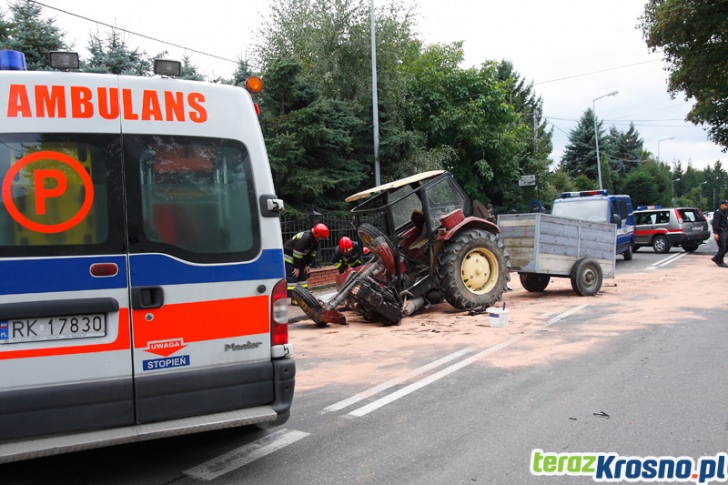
top-left (634, 160), bottom-right (673, 206)
top-left (179, 55), bottom-right (205, 81)
top-left (623, 170), bottom-right (660, 207)
top-left (255, 0), bottom-right (422, 194)
top-left (495, 60), bottom-right (553, 210)
top-left (560, 108), bottom-right (606, 184)
top-left (640, 0), bottom-right (728, 150)
top-left (231, 59), bottom-right (255, 85)
top-left (258, 57), bottom-right (369, 212)
top-left (83, 29), bottom-right (152, 75)
top-left (572, 174), bottom-right (596, 192)
top-left (0, 0), bottom-right (67, 71)
top-left (0, 9), bottom-right (12, 44)
top-left (606, 122), bottom-right (645, 188)
top-left (402, 42), bottom-right (528, 204)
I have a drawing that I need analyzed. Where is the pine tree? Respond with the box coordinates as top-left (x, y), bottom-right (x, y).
top-left (179, 55), bottom-right (205, 81)
top-left (1, 0), bottom-right (67, 71)
top-left (0, 9), bottom-right (12, 44)
top-left (496, 60), bottom-right (553, 210)
top-left (83, 29), bottom-right (151, 75)
top-left (560, 108), bottom-right (602, 183)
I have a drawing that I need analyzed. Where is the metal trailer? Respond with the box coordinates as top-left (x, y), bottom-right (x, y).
top-left (496, 213), bottom-right (616, 296)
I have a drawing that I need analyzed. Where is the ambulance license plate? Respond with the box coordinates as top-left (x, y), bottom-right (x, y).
top-left (0, 314), bottom-right (106, 344)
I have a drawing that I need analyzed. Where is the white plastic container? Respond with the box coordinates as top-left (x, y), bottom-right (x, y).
top-left (486, 306), bottom-right (509, 327)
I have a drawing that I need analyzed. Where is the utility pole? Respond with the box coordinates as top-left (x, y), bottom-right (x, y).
top-left (370, 0), bottom-right (380, 186)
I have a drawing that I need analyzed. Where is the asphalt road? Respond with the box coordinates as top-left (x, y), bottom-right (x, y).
top-left (4, 240), bottom-right (726, 484)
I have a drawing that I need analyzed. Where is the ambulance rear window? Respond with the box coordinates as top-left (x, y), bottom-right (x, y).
top-left (0, 133), bottom-right (123, 256)
top-left (124, 135), bottom-right (260, 263)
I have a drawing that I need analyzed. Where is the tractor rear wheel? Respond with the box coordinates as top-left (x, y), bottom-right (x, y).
top-left (436, 229), bottom-right (510, 310)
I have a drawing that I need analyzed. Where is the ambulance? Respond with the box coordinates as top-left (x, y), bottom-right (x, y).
top-left (0, 50), bottom-right (294, 463)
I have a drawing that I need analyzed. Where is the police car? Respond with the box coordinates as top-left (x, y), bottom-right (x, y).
top-left (551, 190), bottom-right (635, 260)
top-left (0, 50), bottom-right (293, 462)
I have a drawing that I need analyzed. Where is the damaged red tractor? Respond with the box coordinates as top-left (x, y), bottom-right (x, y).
top-left (293, 170), bottom-right (511, 327)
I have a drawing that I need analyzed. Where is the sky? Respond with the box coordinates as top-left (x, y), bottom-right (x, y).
top-left (6, 0), bottom-right (726, 171)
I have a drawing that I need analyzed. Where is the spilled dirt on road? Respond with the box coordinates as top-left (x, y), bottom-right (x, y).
top-left (290, 255), bottom-right (723, 391)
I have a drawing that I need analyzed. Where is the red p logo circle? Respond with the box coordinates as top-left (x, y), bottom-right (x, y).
top-left (1, 151), bottom-right (94, 234)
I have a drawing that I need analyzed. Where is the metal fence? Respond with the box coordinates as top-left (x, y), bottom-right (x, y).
top-left (280, 211), bottom-right (385, 267)
top-left (280, 213), bottom-right (356, 267)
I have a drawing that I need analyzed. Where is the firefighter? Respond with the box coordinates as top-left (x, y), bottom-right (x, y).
top-left (283, 223), bottom-right (329, 299)
top-left (331, 236), bottom-right (366, 274)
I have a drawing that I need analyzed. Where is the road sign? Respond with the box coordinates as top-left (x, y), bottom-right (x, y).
top-left (518, 174), bottom-right (536, 187)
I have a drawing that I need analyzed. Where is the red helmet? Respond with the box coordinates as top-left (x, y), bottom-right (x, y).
top-left (312, 223), bottom-right (329, 239)
top-left (339, 236), bottom-right (354, 252)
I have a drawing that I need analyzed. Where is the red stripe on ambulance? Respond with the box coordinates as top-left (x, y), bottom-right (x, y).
top-left (132, 296), bottom-right (269, 348)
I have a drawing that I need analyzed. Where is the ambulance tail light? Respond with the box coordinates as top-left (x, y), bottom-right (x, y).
top-left (0, 50), bottom-right (27, 71)
top-left (271, 279), bottom-right (290, 353)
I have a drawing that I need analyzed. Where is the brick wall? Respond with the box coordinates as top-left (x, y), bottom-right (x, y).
top-left (308, 265), bottom-right (339, 289)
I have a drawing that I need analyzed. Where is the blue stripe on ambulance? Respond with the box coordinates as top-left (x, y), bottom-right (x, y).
top-left (0, 249), bottom-right (284, 295)
top-left (0, 256), bottom-right (128, 295)
top-left (129, 249), bottom-right (284, 286)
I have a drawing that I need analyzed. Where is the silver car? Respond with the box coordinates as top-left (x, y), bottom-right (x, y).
top-left (633, 206), bottom-right (711, 253)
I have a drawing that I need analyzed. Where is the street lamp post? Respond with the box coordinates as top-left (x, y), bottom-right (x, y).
top-left (370, 0), bottom-right (380, 186)
top-left (593, 90), bottom-right (619, 190)
top-left (657, 137), bottom-right (675, 164)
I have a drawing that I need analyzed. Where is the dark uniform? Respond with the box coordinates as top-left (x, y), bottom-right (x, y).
top-left (711, 201), bottom-right (728, 267)
top-left (331, 241), bottom-right (364, 273)
top-left (283, 230), bottom-right (319, 296)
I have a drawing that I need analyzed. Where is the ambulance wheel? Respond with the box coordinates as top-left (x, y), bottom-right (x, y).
top-left (570, 259), bottom-right (603, 296)
top-left (292, 286), bottom-right (326, 327)
top-left (519, 273), bottom-right (550, 292)
top-left (623, 245), bottom-right (633, 260)
top-left (357, 223), bottom-right (397, 275)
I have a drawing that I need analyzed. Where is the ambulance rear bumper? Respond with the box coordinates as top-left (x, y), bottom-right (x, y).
top-left (0, 404), bottom-right (282, 464)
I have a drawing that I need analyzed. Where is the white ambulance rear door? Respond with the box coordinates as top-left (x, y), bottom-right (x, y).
top-left (118, 76), bottom-right (285, 422)
top-left (0, 70), bottom-right (135, 440)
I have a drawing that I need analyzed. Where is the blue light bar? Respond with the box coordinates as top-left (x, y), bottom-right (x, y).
top-left (559, 189), bottom-right (609, 198)
top-left (0, 50), bottom-right (27, 71)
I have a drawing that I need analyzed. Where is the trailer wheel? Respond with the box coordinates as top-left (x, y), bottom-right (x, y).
top-left (292, 286), bottom-right (326, 327)
top-left (652, 235), bottom-right (670, 253)
top-left (570, 258), bottom-right (603, 296)
top-left (357, 223), bottom-right (397, 275)
top-left (437, 229), bottom-right (511, 309)
top-left (519, 273), bottom-right (550, 292)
